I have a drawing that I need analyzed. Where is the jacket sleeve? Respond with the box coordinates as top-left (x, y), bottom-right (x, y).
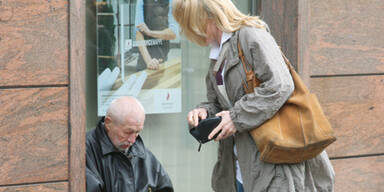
top-left (196, 72), bottom-right (222, 117)
top-left (230, 27), bottom-right (294, 132)
top-left (86, 167), bottom-right (104, 192)
top-left (154, 165), bottom-right (174, 192)
top-left (86, 139), bottom-right (105, 192)
top-left (148, 152), bottom-right (174, 192)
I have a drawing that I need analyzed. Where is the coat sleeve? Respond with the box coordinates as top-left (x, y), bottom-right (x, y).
top-left (229, 27), bottom-right (294, 132)
top-left (196, 72), bottom-right (222, 117)
top-left (86, 167), bottom-right (104, 192)
top-left (86, 138), bottom-right (105, 192)
top-left (147, 151), bottom-right (174, 192)
top-left (154, 165), bottom-right (174, 192)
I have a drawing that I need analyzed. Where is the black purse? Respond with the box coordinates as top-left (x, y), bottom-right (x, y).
top-left (189, 116), bottom-right (222, 151)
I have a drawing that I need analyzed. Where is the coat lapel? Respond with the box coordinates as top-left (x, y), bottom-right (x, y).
top-left (223, 31), bottom-right (241, 78)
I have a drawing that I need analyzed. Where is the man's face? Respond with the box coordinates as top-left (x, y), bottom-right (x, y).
top-left (105, 116), bottom-right (144, 152)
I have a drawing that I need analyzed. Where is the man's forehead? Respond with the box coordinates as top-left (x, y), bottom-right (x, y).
top-left (124, 115), bottom-right (145, 124)
top-left (120, 118), bottom-right (144, 130)
top-left (121, 124), bottom-right (143, 132)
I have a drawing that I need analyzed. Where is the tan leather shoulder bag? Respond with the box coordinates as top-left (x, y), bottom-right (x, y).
top-left (238, 41), bottom-right (336, 164)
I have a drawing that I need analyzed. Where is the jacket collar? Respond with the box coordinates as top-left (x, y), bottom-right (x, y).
top-left (226, 30), bottom-right (241, 71)
top-left (209, 32), bottom-right (233, 60)
top-left (96, 117), bottom-right (146, 159)
top-left (211, 30), bottom-right (241, 75)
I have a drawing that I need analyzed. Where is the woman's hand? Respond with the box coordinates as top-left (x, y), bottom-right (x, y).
top-left (208, 111), bottom-right (237, 141)
top-left (187, 108), bottom-right (208, 127)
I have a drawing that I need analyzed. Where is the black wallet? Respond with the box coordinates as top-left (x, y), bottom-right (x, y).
top-left (189, 116), bottom-right (222, 151)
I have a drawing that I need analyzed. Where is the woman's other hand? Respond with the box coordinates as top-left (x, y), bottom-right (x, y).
top-left (209, 111), bottom-right (236, 141)
top-left (187, 108), bottom-right (208, 127)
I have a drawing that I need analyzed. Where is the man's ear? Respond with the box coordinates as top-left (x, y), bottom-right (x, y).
top-left (104, 116), bottom-right (112, 131)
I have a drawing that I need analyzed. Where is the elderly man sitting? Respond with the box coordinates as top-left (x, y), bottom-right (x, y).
top-left (86, 96), bottom-right (173, 192)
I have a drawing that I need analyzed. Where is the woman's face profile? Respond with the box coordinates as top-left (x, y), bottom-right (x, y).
top-left (205, 20), bottom-right (221, 46)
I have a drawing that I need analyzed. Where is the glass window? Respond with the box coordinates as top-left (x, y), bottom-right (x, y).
top-left (87, 0), bottom-right (251, 191)
top-left (96, 0), bottom-right (182, 115)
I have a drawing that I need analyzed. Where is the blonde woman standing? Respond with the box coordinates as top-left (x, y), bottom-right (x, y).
top-left (173, 0), bottom-right (335, 191)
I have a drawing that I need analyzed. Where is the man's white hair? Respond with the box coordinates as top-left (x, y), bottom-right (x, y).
top-left (106, 96), bottom-right (145, 125)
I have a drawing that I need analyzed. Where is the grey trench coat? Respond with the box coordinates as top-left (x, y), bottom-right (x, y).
top-left (197, 26), bottom-right (335, 192)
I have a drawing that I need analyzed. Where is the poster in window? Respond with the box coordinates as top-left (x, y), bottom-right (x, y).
top-left (96, 0), bottom-right (181, 115)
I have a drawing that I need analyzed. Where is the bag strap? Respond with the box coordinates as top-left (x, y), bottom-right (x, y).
top-left (280, 51), bottom-right (295, 71)
top-left (237, 39), bottom-right (297, 94)
top-left (237, 41), bottom-right (253, 76)
top-left (237, 41), bottom-right (260, 94)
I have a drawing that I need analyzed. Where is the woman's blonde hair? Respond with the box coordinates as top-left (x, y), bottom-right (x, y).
top-left (172, 0), bottom-right (266, 46)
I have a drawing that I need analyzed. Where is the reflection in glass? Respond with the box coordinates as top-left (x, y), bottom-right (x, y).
top-left (92, 0), bottom-right (250, 191)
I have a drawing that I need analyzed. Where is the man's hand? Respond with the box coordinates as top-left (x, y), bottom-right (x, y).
top-left (147, 58), bottom-right (163, 70)
top-left (137, 23), bottom-right (151, 36)
top-left (208, 111), bottom-right (236, 141)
